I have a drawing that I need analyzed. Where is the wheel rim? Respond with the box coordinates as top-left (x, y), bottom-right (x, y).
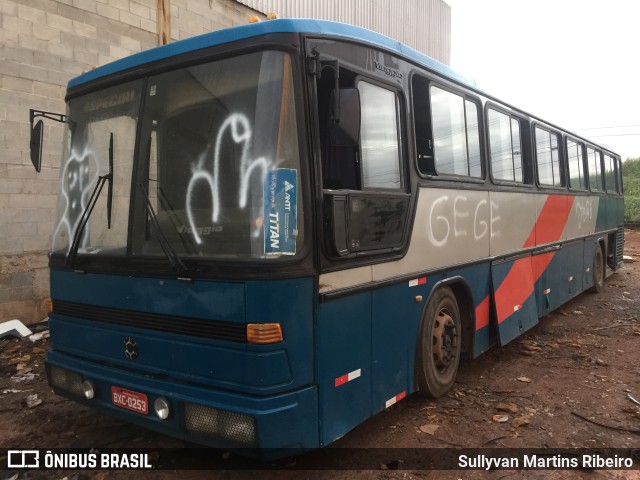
top-left (431, 307), bottom-right (458, 373)
top-left (595, 248), bottom-right (603, 287)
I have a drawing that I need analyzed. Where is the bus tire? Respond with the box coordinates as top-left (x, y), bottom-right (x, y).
top-left (417, 286), bottom-right (461, 398)
top-left (589, 243), bottom-right (605, 293)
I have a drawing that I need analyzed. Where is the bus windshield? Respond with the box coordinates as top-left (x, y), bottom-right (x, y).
top-left (52, 81), bottom-right (142, 257)
top-left (52, 50), bottom-right (303, 263)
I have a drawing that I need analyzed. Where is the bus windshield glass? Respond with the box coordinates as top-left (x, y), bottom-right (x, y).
top-left (52, 50), bottom-right (303, 262)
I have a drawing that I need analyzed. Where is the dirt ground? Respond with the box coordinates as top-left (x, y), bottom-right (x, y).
top-left (2, 230), bottom-right (640, 480)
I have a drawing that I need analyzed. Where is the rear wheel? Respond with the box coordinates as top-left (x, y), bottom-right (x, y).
top-left (417, 286), bottom-right (461, 398)
top-left (589, 244), bottom-right (605, 293)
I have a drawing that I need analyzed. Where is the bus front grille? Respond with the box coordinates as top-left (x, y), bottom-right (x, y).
top-left (52, 300), bottom-right (247, 343)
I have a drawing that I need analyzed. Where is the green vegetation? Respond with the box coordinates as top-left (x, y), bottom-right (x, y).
top-left (623, 157), bottom-right (640, 222)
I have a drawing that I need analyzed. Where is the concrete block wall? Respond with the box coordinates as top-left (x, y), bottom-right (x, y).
top-left (0, 0), bottom-right (263, 324)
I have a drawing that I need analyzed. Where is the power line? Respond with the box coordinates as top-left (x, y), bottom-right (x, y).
top-left (577, 124), bottom-right (640, 130)
top-left (589, 133), bottom-right (640, 138)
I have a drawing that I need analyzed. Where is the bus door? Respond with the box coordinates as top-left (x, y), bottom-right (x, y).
top-left (309, 39), bottom-right (412, 445)
top-left (491, 254), bottom-right (539, 345)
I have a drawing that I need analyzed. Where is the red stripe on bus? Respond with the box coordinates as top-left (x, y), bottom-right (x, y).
top-left (495, 256), bottom-right (535, 324)
top-left (475, 252), bottom-right (556, 330)
top-left (475, 196), bottom-right (574, 331)
top-left (475, 295), bottom-right (490, 330)
top-left (523, 195), bottom-right (575, 248)
top-left (532, 252), bottom-right (554, 282)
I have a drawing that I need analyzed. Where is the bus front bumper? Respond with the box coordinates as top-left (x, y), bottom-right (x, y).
top-left (45, 350), bottom-right (319, 457)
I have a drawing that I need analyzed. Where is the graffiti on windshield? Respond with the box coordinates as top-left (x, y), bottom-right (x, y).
top-left (52, 147), bottom-right (100, 252)
top-left (185, 113), bottom-right (273, 245)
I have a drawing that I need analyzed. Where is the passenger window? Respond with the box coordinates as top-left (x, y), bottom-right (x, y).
top-left (587, 147), bottom-right (603, 191)
top-left (429, 86), bottom-right (482, 177)
top-left (604, 154), bottom-right (617, 193)
top-left (566, 139), bottom-right (586, 189)
top-left (488, 108), bottom-right (523, 183)
top-left (357, 81), bottom-right (401, 189)
top-left (535, 126), bottom-right (563, 186)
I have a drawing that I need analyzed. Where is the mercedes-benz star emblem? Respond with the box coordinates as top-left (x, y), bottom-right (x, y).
top-left (124, 336), bottom-right (138, 360)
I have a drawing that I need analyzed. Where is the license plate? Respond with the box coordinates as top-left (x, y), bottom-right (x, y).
top-left (111, 386), bottom-right (148, 415)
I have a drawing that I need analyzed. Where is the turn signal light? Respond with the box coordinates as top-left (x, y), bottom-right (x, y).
top-left (247, 323), bottom-right (283, 344)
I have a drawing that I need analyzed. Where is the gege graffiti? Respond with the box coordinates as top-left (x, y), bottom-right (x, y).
top-left (427, 194), bottom-right (501, 247)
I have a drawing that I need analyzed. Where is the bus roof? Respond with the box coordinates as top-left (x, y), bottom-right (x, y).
top-left (67, 18), bottom-right (618, 157)
top-left (68, 18), bottom-right (475, 89)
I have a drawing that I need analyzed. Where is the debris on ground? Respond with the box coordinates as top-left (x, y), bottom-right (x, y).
top-left (0, 319), bottom-right (32, 339)
top-left (496, 402), bottom-right (518, 413)
top-left (29, 330), bottom-right (50, 342)
top-left (419, 424), bottom-right (439, 435)
top-left (511, 415), bottom-right (531, 428)
top-left (10, 373), bottom-right (37, 382)
top-left (627, 393), bottom-right (640, 407)
top-left (25, 393), bottom-right (42, 409)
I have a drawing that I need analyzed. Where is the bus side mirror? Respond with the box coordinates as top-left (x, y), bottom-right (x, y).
top-left (330, 88), bottom-right (361, 146)
top-left (29, 109), bottom-right (71, 173)
top-left (30, 119), bottom-right (44, 173)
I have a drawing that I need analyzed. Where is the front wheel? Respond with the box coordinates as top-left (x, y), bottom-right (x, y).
top-left (589, 244), bottom-right (605, 293)
top-left (417, 286), bottom-right (461, 398)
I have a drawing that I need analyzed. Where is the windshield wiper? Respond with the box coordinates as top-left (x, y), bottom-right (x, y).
top-left (68, 132), bottom-right (114, 268)
top-left (137, 182), bottom-right (192, 281)
top-left (106, 132), bottom-right (113, 228)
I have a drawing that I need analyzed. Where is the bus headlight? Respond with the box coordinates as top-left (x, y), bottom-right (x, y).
top-left (154, 397), bottom-right (170, 420)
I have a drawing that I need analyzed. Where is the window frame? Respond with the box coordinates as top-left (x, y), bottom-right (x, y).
top-left (603, 152), bottom-right (618, 194)
top-left (616, 157), bottom-right (624, 194)
top-left (565, 136), bottom-right (588, 192)
top-left (318, 70), bottom-right (412, 261)
top-left (409, 73), bottom-right (486, 184)
top-left (586, 145), bottom-right (604, 193)
top-left (486, 104), bottom-right (529, 187)
top-left (427, 82), bottom-right (485, 180)
top-left (355, 76), bottom-right (405, 192)
top-left (533, 123), bottom-right (565, 189)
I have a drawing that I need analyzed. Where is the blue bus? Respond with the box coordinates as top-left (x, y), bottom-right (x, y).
top-left (30, 18), bottom-right (624, 455)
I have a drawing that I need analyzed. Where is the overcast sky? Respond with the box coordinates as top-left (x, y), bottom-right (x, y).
top-left (446, 0), bottom-right (640, 160)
